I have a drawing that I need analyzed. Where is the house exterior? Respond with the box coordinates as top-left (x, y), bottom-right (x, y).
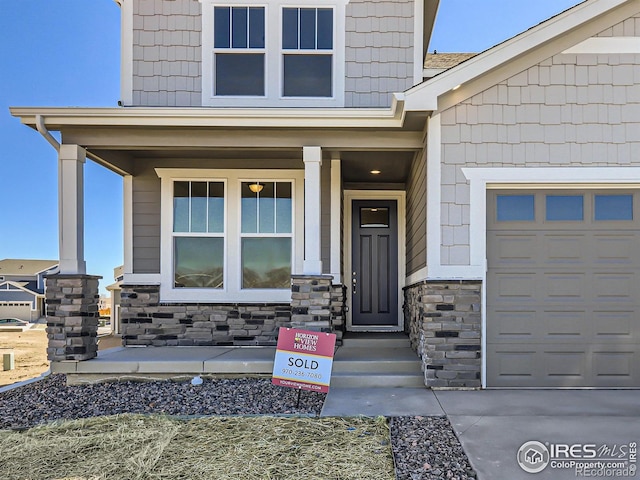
top-left (10, 0), bottom-right (640, 389)
top-left (0, 259), bottom-right (58, 321)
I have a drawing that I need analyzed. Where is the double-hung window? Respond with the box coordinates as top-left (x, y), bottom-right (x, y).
top-left (158, 169), bottom-right (304, 302)
top-left (282, 7), bottom-right (333, 97)
top-left (213, 6), bottom-right (265, 96)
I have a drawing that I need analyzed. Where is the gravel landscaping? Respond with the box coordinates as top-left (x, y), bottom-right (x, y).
top-left (0, 374), bottom-right (476, 479)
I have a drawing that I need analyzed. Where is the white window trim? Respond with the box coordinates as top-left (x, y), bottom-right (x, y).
top-left (200, 0), bottom-right (347, 107)
top-left (156, 168), bottom-right (304, 303)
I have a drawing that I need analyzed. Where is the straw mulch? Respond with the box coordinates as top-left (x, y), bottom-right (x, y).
top-left (0, 415), bottom-right (394, 480)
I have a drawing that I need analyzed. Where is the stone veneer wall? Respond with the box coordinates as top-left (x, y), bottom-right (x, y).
top-left (120, 280), bottom-right (346, 346)
top-left (404, 280), bottom-right (482, 388)
top-left (45, 275), bottom-right (101, 361)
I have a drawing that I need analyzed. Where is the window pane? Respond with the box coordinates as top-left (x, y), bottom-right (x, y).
top-left (242, 238), bottom-right (291, 289)
top-left (173, 181), bottom-right (190, 232)
top-left (283, 54), bottom-right (332, 97)
top-left (496, 195), bottom-right (535, 222)
top-left (174, 237), bottom-right (224, 288)
top-left (231, 7), bottom-right (248, 48)
top-left (595, 194), bottom-right (633, 220)
top-left (208, 182), bottom-right (225, 233)
top-left (241, 182), bottom-right (258, 233)
top-left (214, 7), bottom-right (230, 48)
top-left (190, 182), bottom-right (207, 233)
top-left (282, 8), bottom-right (298, 49)
top-left (300, 8), bottom-right (316, 49)
top-left (215, 53), bottom-right (264, 96)
top-left (546, 195), bottom-right (584, 221)
top-left (361, 207), bottom-right (389, 228)
top-left (317, 9), bottom-right (333, 49)
top-left (258, 182), bottom-right (275, 233)
top-left (249, 7), bottom-right (265, 48)
top-left (276, 182), bottom-right (292, 233)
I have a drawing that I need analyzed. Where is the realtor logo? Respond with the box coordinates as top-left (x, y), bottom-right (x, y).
top-left (518, 441), bottom-right (550, 474)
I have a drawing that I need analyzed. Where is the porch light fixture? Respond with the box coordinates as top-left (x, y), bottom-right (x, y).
top-left (370, 170), bottom-right (381, 175)
top-left (248, 182), bottom-right (264, 194)
top-left (452, 84), bottom-right (461, 91)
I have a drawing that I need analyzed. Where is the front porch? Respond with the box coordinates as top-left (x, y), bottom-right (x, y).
top-left (54, 333), bottom-right (424, 388)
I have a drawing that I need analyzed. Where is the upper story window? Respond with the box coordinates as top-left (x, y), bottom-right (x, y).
top-left (213, 6), bottom-right (265, 96)
top-left (282, 8), bottom-right (333, 97)
top-left (201, 0), bottom-right (347, 107)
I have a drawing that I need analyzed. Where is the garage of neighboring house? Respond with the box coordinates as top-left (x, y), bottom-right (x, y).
top-left (486, 189), bottom-right (640, 388)
top-left (0, 302), bottom-right (33, 321)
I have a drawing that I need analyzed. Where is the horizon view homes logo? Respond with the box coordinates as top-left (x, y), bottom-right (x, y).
top-left (517, 440), bottom-right (637, 477)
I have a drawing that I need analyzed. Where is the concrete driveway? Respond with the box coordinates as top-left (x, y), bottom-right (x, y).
top-left (435, 390), bottom-right (640, 480)
top-left (323, 387), bottom-right (640, 479)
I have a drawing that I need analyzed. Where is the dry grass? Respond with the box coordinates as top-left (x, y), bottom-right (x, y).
top-left (0, 415), bottom-right (394, 480)
top-left (0, 327), bottom-right (48, 386)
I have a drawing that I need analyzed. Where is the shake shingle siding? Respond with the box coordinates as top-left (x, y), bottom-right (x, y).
top-left (132, 0), bottom-right (202, 106)
top-left (439, 45), bottom-right (640, 265)
top-left (344, 0), bottom-right (415, 107)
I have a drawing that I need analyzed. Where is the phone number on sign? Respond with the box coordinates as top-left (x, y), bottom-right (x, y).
top-left (280, 368), bottom-right (323, 380)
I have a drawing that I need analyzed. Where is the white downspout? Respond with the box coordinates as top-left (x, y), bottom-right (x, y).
top-left (35, 115), bottom-right (60, 152)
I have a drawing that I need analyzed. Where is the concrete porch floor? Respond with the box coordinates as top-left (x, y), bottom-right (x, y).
top-left (53, 335), bottom-right (426, 387)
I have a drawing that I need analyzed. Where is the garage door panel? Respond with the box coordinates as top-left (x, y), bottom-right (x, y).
top-left (594, 235), bottom-right (638, 263)
top-left (544, 234), bottom-right (586, 265)
top-left (543, 273), bottom-right (586, 301)
top-left (592, 273), bottom-right (636, 300)
top-left (487, 310), bottom-right (536, 341)
top-left (0, 303), bottom-right (32, 321)
top-left (493, 273), bottom-right (537, 300)
top-left (487, 189), bottom-right (640, 388)
top-left (488, 234), bottom-right (538, 266)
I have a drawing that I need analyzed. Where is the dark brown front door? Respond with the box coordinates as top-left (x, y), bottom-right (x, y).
top-left (351, 200), bottom-right (399, 327)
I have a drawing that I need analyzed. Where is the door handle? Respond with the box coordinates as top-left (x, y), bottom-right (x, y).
top-left (352, 272), bottom-right (357, 295)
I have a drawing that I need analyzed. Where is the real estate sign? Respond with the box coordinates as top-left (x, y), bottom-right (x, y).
top-left (272, 327), bottom-right (337, 393)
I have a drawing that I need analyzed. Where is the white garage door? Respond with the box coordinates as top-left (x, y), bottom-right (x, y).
top-left (0, 302), bottom-right (32, 321)
top-left (487, 190), bottom-right (640, 388)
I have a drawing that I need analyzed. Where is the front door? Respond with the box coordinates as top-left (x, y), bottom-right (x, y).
top-left (351, 200), bottom-right (399, 327)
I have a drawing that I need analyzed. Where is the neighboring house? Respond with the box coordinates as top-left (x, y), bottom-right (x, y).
top-left (106, 265), bottom-right (124, 334)
top-left (10, 0), bottom-right (640, 389)
top-left (0, 259), bottom-right (58, 321)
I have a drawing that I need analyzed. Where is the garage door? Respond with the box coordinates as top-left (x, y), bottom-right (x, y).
top-left (0, 302), bottom-right (32, 321)
top-left (487, 190), bottom-right (640, 387)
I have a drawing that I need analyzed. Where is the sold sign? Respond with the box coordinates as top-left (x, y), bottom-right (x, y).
top-left (272, 327), bottom-right (337, 393)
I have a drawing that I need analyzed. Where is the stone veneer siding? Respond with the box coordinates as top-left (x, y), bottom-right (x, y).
top-left (404, 280), bottom-right (482, 388)
top-left (45, 275), bottom-right (101, 362)
top-left (119, 280), bottom-right (346, 346)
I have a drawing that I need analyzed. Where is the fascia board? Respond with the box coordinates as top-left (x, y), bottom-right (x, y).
top-left (404, 0), bottom-right (636, 111)
top-left (10, 104), bottom-right (407, 129)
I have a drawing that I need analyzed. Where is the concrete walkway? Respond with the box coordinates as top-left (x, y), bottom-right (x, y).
top-left (323, 387), bottom-right (640, 480)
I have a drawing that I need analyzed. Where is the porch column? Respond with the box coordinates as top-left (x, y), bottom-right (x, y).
top-left (330, 155), bottom-right (341, 284)
top-left (58, 144), bottom-right (86, 274)
top-left (303, 146), bottom-right (322, 274)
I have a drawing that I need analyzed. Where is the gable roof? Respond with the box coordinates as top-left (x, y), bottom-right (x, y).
top-left (0, 280), bottom-right (42, 297)
top-left (0, 259), bottom-right (58, 277)
top-left (423, 53), bottom-right (477, 70)
top-left (404, 0), bottom-right (640, 112)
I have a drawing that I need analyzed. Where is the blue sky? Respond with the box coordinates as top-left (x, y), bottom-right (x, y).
top-left (0, 0), bottom-right (581, 293)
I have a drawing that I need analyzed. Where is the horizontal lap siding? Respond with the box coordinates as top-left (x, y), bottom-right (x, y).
top-left (133, 165), bottom-right (161, 273)
top-left (406, 150), bottom-right (426, 275)
top-left (132, 0), bottom-right (202, 106)
top-left (439, 18), bottom-right (640, 266)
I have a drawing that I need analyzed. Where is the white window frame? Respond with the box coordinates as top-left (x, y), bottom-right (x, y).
top-left (156, 168), bottom-right (304, 302)
top-left (211, 5), bottom-right (267, 98)
top-left (200, 0), bottom-right (347, 107)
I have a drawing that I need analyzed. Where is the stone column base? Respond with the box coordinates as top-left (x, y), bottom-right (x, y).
top-left (45, 274), bottom-right (101, 362)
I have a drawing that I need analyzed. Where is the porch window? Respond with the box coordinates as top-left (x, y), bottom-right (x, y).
top-left (241, 182), bottom-right (292, 288)
top-left (158, 169), bottom-right (304, 302)
top-left (173, 181), bottom-right (225, 288)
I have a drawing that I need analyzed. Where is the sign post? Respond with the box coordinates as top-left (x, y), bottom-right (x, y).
top-left (272, 327), bottom-right (337, 393)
